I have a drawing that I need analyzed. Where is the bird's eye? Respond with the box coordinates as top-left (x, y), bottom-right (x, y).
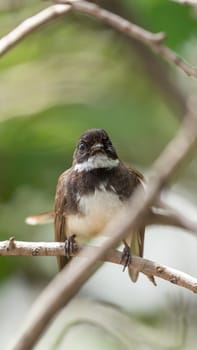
top-left (79, 142), bottom-right (87, 152)
top-left (105, 139), bottom-right (112, 148)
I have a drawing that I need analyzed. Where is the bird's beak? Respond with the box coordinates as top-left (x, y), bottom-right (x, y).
top-left (91, 143), bottom-right (105, 155)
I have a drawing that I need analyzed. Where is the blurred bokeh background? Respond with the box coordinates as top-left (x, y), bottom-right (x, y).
top-left (1, 0), bottom-right (197, 348)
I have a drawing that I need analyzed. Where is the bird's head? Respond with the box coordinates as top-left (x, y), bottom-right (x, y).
top-left (73, 129), bottom-right (119, 172)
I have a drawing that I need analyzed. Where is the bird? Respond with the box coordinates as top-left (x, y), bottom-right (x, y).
top-left (26, 128), bottom-right (145, 282)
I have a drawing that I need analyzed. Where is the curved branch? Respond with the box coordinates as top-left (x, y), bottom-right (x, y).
top-left (0, 0), bottom-right (197, 79)
top-left (1, 239), bottom-right (197, 293)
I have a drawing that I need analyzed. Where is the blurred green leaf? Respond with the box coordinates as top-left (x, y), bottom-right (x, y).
top-left (129, 0), bottom-right (197, 49)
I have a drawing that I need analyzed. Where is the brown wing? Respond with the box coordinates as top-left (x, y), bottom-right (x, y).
top-left (127, 165), bottom-right (145, 184)
top-left (54, 169), bottom-right (71, 270)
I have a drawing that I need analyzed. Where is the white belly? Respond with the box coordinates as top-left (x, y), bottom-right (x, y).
top-left (67, 189), bottom-right (124, 238)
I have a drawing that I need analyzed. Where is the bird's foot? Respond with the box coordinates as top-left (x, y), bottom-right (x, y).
top-left (64, 234), bottom-right (78, 259)
top-left (120, 240), bottom-right (132, 272)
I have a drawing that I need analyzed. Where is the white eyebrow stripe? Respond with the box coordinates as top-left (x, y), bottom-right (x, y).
top-left (74, 155), bottom-right (119, 172)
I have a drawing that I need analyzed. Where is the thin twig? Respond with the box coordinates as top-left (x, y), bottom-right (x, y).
top-left (7, 112), bottom-right (197, 350)
top-left (147, 207), bottom-right (197, 234)
top-left (0, 239), bottom-right (197, 293)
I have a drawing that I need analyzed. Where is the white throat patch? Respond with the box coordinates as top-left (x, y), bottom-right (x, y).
top-left (74, 155), bottom-right (119, 172)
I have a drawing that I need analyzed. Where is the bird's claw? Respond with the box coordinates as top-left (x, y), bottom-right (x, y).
top-left (120, 240), bottom-right (132, 272)
top-left (64, 234), bottom-right (78, 258)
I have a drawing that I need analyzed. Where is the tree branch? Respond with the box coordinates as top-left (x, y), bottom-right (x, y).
top-left (1, 239), bottom-right (197, 293)
top-left (147, 206), bottom-right (197, 234)
top-left (0, 0), bottom-right (197, 79)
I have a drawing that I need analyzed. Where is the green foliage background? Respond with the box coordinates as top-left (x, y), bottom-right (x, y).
top-left (0, 1), bottom-right (197, 348)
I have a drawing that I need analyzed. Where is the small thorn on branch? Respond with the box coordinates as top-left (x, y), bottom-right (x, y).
top-left (156, 265), bottom-right (164, 274)
top-left (32, 247), bottom-right (41, 256)
top-left (170, 276), bottom-right (178, 284)
top-left (8, 237), bottom-right (16, 250)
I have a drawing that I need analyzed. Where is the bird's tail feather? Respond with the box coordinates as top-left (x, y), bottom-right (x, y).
top-left (128, 233), bottom-right (140, 283)
top-left (127, 230), bottom-right (144, 283)
top-left (127, 230), bottom-right (156, 285)
top-left (25, 211), bottom-right (54, 225)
